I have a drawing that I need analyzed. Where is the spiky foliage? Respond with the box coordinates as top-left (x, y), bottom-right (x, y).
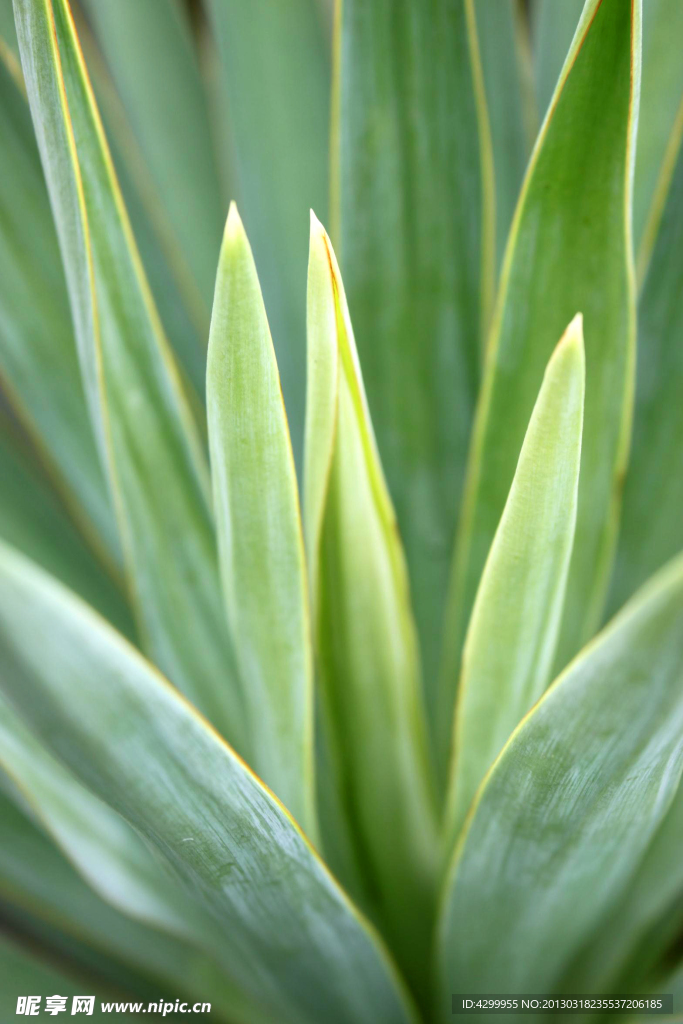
top-left (1, 1), bottom-right (683, 1021)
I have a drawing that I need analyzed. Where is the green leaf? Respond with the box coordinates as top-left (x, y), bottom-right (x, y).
top-left (437, 552), bottom-right (683, 1003)
top-left (71, 27), bottom-right (208, 396)
top-left (0, 693), bottom-right (208, 943)
top-left (14, 0), bottom-right (244, 744)
top-left (561, 780), bottom-right (683, 992)
top-left (0, 542), bottom-right (418, 1024)
top-left (305, 214), bottom-right (438, 996)
top-left (207, 204), bottom-right (315, 835)
top-left (208, 0), bottom-right (330, 460)
top-left (332, 0), bottom-right (489, 711)
top-left (0, 935), bottom-right (141, 1022)
top-left (439, 0), bottom-right (640, 774)
top-left (0, 49), bottom-right (118, 565)
top-left (0, 0), bottom-right (18, 57)
top-left (444, 317), bottom-right (585, 852)
top-left (532, 0), bottom-right (584, 118)
top-left (633, 0), bottom-right (683, 280)
top-left (0, 791), bottom-right (274, 1024)
top-left (473, 0), bottom-right (531, 273)
top-left (78, 0), bottom-right (225, 318)
top-left (608, 137), bottom-right (683, 624)
top-left (0, 413), bottom-right (131, 634)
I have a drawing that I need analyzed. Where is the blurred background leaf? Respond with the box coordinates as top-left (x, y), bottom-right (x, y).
top-left (208, 0), bottom-right (330, 459)
top-left (333, 0), bottom-right (489, 725)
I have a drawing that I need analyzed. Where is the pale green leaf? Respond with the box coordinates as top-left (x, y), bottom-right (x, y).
top-left (608, 137), bottom-right (683, 616)
top-left (207, 204), bottom-right (315, 835)
top-left (444, 317), bottom-right (585, 851)
top-left (440, 0), bottom-right (640, 774)
top-left (0, 49), bottom-right (118, 564)
top-left (305, 215), bottom-right (438, 995)
top-left (208, 0), bottom-right (330, 459)
top-left (438, 553), bottom-right (683, 1006)
top-left (0, 542), bottom-right (418, 1024)
top-left (78, 0), bottom-right (225, 319)
top-left (333, 0), bottom-right (488, 711)
top-left (14, 0), bottom-right (244, 743)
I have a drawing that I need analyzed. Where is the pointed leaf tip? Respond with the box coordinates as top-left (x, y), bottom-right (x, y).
top-left (225, 201), bottom-right (244, 242)
top-left (550, 314), bottom-right (586, 373)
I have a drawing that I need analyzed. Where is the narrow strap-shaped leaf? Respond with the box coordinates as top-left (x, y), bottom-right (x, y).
top-left (561, 780), bottom-right (683, 993)
top-left (473, 0), bottom-right (530, 273)
top-left (444, 317), bottom-right (584, 853)
top-left (633, 0), bottom-right (683, 280)
top-left (333, 0), bottom-right (489, 713)
top-left (0, 51), bottom-right (118, 564)
top-left (72, 25), bottom-right (208, 395)
top-left (207, 205), bottom-right (315, 836)
top-left (0, 542), bottom-right (418, 1024)
top-left (0, 694), bottom-right (209, 945)
top-left (305, 215), bottom-right (438, 996)
top-left (437, 552), bottom-right (683, 1007)
top-left (439, 0), bottom-right (640, 773)
top-left (608, 137), bottom-right (683, 619)
top-left (14, 0), bottom-right (244, 744)
top-left (78, 0), bottom-right (225, 318)
top-left (208, 0), bottom-right (330, 459)
top-left (532, 0), bottom-right (584, 118)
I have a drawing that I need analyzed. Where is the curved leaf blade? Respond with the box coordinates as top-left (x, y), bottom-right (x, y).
top-left (438, 553), bottom-right (683, 1004)
top-left (0, 542), bottom-right (417, 1024)
top-left (333, 0), bottom-right (488, 710)
top-left (207, 204), bottom-right (315, 835)
top-left (439, 0), bottom-right (640, 772)
top-left (305, 215), bottom-right (438, 994)
top-left (14, 0), bottom-right (244, 744)
top-left (444, 317), bottom-right (585, 852)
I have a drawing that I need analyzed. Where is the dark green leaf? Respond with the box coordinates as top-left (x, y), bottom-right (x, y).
top-left (208, 0), bottom-right (330, 459)
top-left (333, 0), bottom-right (488, 714)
